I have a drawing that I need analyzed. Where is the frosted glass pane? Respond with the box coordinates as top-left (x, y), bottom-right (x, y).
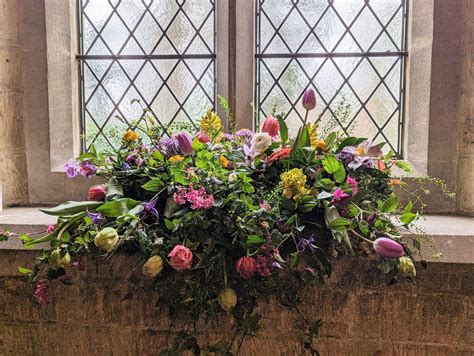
top-left (79, 0), bottom-right (216, 150)
top-left (256, 0), bottom-right (406, 154)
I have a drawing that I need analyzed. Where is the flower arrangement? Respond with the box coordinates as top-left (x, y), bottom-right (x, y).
top-left (5, 90), bottom-right (437, 354)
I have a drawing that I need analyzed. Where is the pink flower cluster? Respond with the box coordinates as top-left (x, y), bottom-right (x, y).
top-left (173, 187), bottom-right (214, 210)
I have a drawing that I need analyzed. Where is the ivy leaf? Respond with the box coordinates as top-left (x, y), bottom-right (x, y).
top-left (400, 212), bottom-right (417, 226)
top-left (246, 235), bottom-right (264, 244)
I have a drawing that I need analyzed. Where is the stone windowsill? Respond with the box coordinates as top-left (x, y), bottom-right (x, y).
top-left (0, 207), bottom-right (473, 264)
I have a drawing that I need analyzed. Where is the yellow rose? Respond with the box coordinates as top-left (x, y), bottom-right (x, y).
top-left (169, 155), bottom-right (184, 164)
top-left (123, 130), bottom-right (139, 142)
top-left (94, 227), bottom-right (119, 252)
top-left (217, 287), bottom-right (237, 312)
top-left (49, 249), bottom-right (71, 268)
top-left (142, 255), bottom-right (164, 278)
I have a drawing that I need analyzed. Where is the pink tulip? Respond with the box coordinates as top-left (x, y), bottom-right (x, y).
top-left (261, 116), bottom-right (280, 137)
top-left (175, 132), bottom-right (194, 156)
top-left (196, 131), bottom-right (210, 143)
top-left (302, 88), bottom-right (317, 111)
top-left (235, 256), bottom-right (257, 279)
top-left (373, 237), bottom-right (405, 258)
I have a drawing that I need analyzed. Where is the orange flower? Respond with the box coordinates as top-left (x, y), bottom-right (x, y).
top-left (377, 160), bottom-right (386, 171)
top-left (123, 130), bottom-right (139, 142)
top-left (219, 155), bottom-right (229, 168)
top-left (267, 147), bottom-right (292, 164)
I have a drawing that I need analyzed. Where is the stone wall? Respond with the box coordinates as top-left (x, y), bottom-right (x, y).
top-left (0, 251), bottom-right (472, 355)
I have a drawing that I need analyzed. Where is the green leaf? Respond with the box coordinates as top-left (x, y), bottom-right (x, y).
top-left (400, 212), bottom-right (417, 226)
top-left (324, 132), bottom-right (337, 149)
top-left (322, 155), bottom-right (340, 174)
top-left (337, 137), bottom-right (366, 152)
top-left (141, 178), bottom-right (165, 192)
top-left (317, 178), bottom-right (334, 190)
top-left (164, 219), bottom-right (173, 230)
top-left (18, 266), bottom-right (33, 274)
top-left (359, 220), bottom-right (369, 235)
top-left (328, 218), bottom-right (351, 231)
top-left (404, 201), bottom-right (413, 214)
top-left (40, 201), bottom-right (103, 216)
top-left (96, 198), bottom-right (140, 217)
top-left (276, 115), bottom-right (288, 142)
top-left (246, 235), bottom-right (264, 244)
top-left (106, 177), bottom-right (123, 199)
top-left (317, 191), bottom-right (333, 200)
top-left (292, 125), bottom-right (311, 149)
top-left (333, 165), bottom-right (346, 183)
top-left (382, 195), bottom-right (398, 213)
top-left (395, 160), bottom-right (412, 173)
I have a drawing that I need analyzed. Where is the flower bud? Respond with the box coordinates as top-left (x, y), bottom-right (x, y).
top-left (175, 132), bottom-right (194, 156)
top-left (88, 184), bottom-right (106, 201)
top-left (142, 255), bottom-right (164, 278)
top-left (261, 116), bottom-right (280, 137)
top-left (373, 237), bottom-right (405, 259)
top-left (302, 88), bottom-right (317, 111)
top-left (94, 227), bottom-right (119, 252)
top-left (50, 249), bottom-right (71, 268)
top-left (399, 256), bottom-right (416, 277)
top-left (235, 256), bottom-right (257, 279)
top-left (218, 287), bottom-right (237, 312)
top-left (196, 131), bottom-right (210, 143)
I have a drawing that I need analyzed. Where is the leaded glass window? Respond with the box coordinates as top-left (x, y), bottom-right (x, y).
top-left (78, 0), bottom-right (216, 150)
top-left (255, 0), bottom-right (408, 155)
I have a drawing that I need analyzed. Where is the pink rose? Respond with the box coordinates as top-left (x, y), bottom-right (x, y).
top-left (168, 245), bottom-right (193, 270)
top-left (88, 185), bottom-right (106, 201)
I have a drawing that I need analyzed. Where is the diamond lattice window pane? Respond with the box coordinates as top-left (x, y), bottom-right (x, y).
top-left (256, 0), bottom-right (407, 155)
top-left (79, 0), bottom-right (216, 151)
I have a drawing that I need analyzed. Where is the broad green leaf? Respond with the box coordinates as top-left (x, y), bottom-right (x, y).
top-left (246, 235), bottom-right (264, 244)
top-left (395, 160), bottom-right (412, 173)
top-left (106, 178), bottom-right (123, 199)
top-left (322, 155), bottom-right (340, 174)
top-left (317, 191), bottom-right (333, 200)
top-left (400, 212), bottom-right (417, 226)
top-left (334, 165), bottom-right (346, 183)
top-left (337, 137), bottom-right (366, 152)
top-left (141, 178), bottom-right (165, 192)
top-left (328, 218), bottom-right (351, 231)
top-left (96, 198), bottom-right (140, 217)
top-left (40, 201), bottom-right (103, 216)
top-left (382, 195), bottom-right (398, 213)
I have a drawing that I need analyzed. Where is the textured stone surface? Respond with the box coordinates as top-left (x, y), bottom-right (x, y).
top-left (0, 251), bottom-right (473, 355)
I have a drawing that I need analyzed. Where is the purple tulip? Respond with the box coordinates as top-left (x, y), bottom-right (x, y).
top-left (373, 237), bottom-right (405, 258)
top-left (175, 132), bottom-right (194, 156)
top-left (302, 88), bottom-right (317, 111)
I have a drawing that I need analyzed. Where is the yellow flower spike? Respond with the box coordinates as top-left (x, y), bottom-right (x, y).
top-left (169, 155), bottom-right (184, 163)
top-left (123, 129), bottom-right (139, 142)
top-left (308, 123), bottom-right (327, 151)
top-left (219, 155), bottom-right (229, 168)
top-left (200, 109), bottom-right (222, 134)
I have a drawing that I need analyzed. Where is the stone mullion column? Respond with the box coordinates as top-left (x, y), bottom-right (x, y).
top-left (0, 0), bottom-right (29, 206)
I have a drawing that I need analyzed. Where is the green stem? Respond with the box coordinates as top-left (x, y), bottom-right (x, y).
top-left (303, 109), bottom-right (309, 126)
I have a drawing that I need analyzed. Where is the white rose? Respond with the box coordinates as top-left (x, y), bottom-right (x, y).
top-left (250, 132), bottom-right (272, 154)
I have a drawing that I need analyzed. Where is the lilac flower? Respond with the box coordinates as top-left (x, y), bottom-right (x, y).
top-left (243, 144), bottom-right (258, 164)
top-left (235, 129), bottom-right (254, 144)
top-left (158, 137), bottom-right (180, 156)
top-left (87, 209), bottom-right (103, 225)
top-left (222, 133), bottom-right (234, 142)
top-left (140, 195), bottom-right (159, 220)
top-left (79, 160), bottom-right (97, 178)
top-left (64, 160), bottom-right (79, 178)
top-left (122, 162), bottom-right (131, 170)
top-left (298, 235), bottom-right (318, 253)
top-left (337, 140), bottom-right (382, 170)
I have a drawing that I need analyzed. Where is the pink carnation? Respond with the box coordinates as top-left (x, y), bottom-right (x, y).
top-left (173, 187), bottom-right (214, 210)
top-left (168, 245), bottom-right (193, 270)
